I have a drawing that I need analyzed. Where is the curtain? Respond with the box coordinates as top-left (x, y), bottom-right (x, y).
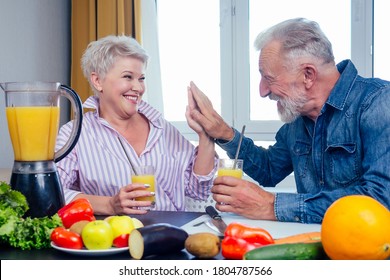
top-left (70, 0), bottom-right (142, 103)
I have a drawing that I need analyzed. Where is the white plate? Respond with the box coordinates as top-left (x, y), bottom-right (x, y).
top-left (51, 242), bottom-right (129, 257)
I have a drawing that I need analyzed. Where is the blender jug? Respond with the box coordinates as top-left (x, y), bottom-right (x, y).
top-left (1, 81), bottom-right (83, 218)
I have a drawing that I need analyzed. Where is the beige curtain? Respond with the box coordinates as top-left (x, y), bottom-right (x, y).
top-left (71, 0), bottom-right (142, 103)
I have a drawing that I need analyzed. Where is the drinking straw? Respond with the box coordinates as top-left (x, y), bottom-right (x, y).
top-left (233, 125), bottom-right (246, 169)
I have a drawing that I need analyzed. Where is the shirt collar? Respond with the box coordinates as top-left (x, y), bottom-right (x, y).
top-left (83, 96), bottom-right (163, 129)
top-left (325, 59), bottom-right (358, 111)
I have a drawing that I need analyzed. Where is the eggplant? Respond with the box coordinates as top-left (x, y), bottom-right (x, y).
top-left (129, 223), bottom-right (189, 259)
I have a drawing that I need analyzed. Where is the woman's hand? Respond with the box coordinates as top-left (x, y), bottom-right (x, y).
top-left (186, 85), bottom-right (205, 136)
top-left (109, 184), bottom-right (154, 215)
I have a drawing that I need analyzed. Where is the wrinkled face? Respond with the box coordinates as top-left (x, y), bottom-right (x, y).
top-left (258, 41), bottom-right (308, 123)
top-left (97, 56), bottom-right (146, 119)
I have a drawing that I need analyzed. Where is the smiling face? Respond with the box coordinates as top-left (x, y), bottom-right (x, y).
top-left (258, 41), bottom-right (309, 123)
top-left (91, 56), bottom-right (146, 120)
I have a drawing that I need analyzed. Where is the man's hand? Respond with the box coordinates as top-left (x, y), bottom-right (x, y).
top-left (211, 176), bottom-right (276, 220)
top-left (187, 81), bottom-right (234, 141)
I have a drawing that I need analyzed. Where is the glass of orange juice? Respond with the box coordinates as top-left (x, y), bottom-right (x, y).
top-left (131, 165), bottom-right (156, 208)
top-left (217, 159), bottom-right (243, 179)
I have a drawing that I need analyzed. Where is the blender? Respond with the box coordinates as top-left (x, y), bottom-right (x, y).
top-left (1, 82), bottom-right (83, 218)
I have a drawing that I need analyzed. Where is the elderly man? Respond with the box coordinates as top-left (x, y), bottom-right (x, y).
top-left (186, 18), bottom-right (390, 224)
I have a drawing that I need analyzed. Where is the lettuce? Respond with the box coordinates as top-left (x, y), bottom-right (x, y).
top-left (0, 181), bottom-right (63, 249)
top-left (0, 181), bottom-right (28, 216)
top-left (8, 214), bottom-right (63, 250)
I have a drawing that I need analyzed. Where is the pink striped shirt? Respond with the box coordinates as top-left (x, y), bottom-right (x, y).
top-left (55, 96), bottom-right (217, 211)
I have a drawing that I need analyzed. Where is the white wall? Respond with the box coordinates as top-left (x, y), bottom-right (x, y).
top-left (0, 0), bottom-right (71, 168)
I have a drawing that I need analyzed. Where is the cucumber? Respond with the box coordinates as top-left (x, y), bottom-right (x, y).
top-left (243, 241), bottom-right (327, 260)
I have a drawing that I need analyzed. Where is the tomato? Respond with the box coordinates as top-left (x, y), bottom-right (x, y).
top-left (113, 233), bottom-right (130, 248)
top-left (50, 227), bottom-right (83, 249)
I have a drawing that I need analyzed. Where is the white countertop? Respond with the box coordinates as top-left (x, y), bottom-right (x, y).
top-left (181, 212), bottom-right (320, 239)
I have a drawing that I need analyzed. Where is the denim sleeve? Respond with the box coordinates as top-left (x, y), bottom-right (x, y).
top-left (274, 193), bottom-right (306, 223)
top-left (216, 127), bottom-right (293, 186)
top-left (275, 192), bottom-right (330, 224)
top-left (215, 127), bottom-right (241, 157)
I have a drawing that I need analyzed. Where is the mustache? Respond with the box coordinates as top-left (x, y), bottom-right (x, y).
top-left (268, 93), bottom-right (280, 101)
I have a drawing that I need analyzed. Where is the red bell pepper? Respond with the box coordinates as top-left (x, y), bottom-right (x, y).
top-left (221, 222), bottom-right (274, 259)
top-left (57, 198), bottom-right (95, 228)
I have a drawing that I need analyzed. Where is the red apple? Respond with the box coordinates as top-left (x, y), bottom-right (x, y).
top-left (113, 233), bottom-right (130, 248)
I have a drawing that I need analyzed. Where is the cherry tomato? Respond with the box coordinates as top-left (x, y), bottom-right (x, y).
top-left (50, 227), bottom-right (83, 249)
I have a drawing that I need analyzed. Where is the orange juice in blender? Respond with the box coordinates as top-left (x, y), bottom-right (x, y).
top-left (1, 81), bottom-right (83, 218)
top-left (6, 106), bottom-right (60, 161)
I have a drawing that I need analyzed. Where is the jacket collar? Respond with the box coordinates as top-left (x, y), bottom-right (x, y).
top-left (325, 59), bottom-right (358, 111)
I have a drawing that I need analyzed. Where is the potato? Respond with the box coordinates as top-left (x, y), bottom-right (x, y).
top-left (185, 232), bottom-right (221, 259)
top-left (69, 220), bottom-right (90, 235)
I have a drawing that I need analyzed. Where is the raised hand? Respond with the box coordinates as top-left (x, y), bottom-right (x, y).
top-left (187, 81), bottom-right (234, 141)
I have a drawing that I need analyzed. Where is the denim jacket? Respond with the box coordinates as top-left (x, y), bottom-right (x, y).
top-left (217, 60), bottom-right (390, 224)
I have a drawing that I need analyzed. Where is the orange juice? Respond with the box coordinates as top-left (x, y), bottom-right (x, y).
top-left (217, 168), bottom-right (243, 179)
top-left (6, 106), bottom-right (60, 161)
top-left (132, 174), bottom-right (156, 202)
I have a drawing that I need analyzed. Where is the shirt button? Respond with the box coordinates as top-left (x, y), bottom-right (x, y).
top-left (294, 216), bottom-right (300, 222)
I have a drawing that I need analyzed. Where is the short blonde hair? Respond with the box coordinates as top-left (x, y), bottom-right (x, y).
top-left (81, 35), bottom-right (149, 96)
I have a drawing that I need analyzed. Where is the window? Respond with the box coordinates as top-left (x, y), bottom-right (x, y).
top-left (156, 0), bottom-right (221, 124)
top-left (155, 0), bottom-right (386, 148)
top-left (374, 0), bottom-right (390, 80)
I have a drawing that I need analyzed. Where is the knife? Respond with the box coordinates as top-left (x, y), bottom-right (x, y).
top-left (205, 206), bottom-right (228, 236)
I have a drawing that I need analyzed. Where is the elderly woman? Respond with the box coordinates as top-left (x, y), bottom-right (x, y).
top-left (56, 35), bottom-right (217, 215)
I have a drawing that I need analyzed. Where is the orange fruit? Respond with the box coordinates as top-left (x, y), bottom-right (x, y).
top-left (321, 195), bottom-right (390, 260)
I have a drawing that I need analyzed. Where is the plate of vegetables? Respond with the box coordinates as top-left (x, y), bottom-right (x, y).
top-left (51, 242), bottom-right (129, 256)
top-left (50, 200), bottom-right (132, 256)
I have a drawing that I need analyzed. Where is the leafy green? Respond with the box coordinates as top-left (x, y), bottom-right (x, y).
top-left (8, 214), bottom-right (63, 250)
top-left (0, 182), bottom-right (29, 217)
top-left (0, 181), bottom-right (63, 250)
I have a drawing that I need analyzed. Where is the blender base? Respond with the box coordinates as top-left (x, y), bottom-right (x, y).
top-left (10, 161), bottom-right (65, 218)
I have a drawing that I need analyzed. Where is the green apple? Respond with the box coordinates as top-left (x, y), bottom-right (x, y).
top-left (81, 220), bottom-right (113, 250)
top-left (108, 215), bottom-right (135, 239)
